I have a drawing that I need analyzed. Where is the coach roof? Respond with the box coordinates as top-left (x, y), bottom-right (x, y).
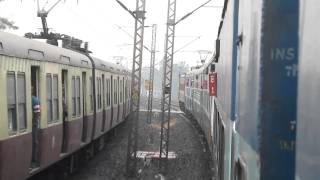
top-left (93, 57), bottom-right (129, 75)
top-left (0, 31), bottom-right (92, 68)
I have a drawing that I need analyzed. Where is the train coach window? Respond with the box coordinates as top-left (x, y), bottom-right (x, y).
top-left (114, 79), bottom-right (117, 104)
top-left (52, 75), bottom-right (59, 122)
top-left (46, 74), bottom-right (53, 123)
top-left (90, 77), bottom-right (93, 112)
top-left (46, 73), bottom-right (59, 123)
top-left (17, 73), bottom-right (27, 130)
top-left (124, 80), bottom-right (126, 101)
top-left (120, 80), bottom-right (123, 103)
top-left (72, 76), bottom-right (76, 117)
top-left (72, 76), bottom-right (81, 117)
top-left (97, 77), bottom-right (102, 110)
top-left (7, 72), bottom-right (17, 133)
top-left (76, 76), bottom-right (81, 116)
top-left (106, 79), bottom-right (110, 107)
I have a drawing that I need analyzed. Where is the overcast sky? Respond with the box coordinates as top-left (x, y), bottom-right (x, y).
top-left (0, 0), bottom-right (223, 68)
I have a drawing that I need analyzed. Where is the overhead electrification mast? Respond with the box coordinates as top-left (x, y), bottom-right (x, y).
top-left (147, 24), bottom-right (157, 123)
top-left (159, 0), bottom-right (212, 171)
top-left (115, 0), bottom-right (147, 176)
top-left (159, 0), bottom-right (177, 171)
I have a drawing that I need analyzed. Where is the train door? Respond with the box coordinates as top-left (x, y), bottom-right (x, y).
top-left (81, 72), bottom-right (87, 142)
top-left (30, 66), bottom-right (40, 168)
top-left (110, 76), bottom-right (113, 127)
top-left (101, 74), bottom-right (106, 132)
top-left (61, 70), bottom-right (68, 153)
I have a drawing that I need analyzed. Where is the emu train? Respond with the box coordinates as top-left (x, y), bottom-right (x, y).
top-left (179, 0), bottom-right (319, 179)
top-left (0, 31), bottom-right (131, 180)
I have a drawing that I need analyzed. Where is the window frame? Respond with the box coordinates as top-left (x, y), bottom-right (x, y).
top-left (52, 74), bottom-right (59, 122)
top-left (7, 71), bottom-right (17, 134)
top-left (72, 76), bottom-right (76, 117)
top-left (6, 71), bottom-right (28, 135)
top-left (72, 76), bottom-right (81, 117)
top-left (17, 72), bottom-right (27, 131)
top-left (76, 76), bottom-right (81, 116)
top-left (47, 73), bottom-right (59, 124)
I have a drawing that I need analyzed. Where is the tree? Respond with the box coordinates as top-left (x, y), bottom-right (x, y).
top-left (0, 0), bottom-right (18, 30)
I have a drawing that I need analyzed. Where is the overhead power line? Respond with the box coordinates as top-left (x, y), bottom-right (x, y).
top-left (175, 0), bottom-right (212, 25)
top-left (114, 24), bottom-right (152, 53)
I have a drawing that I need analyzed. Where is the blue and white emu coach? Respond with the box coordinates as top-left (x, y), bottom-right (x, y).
top-left (180, 0), bottom-right (320, 179)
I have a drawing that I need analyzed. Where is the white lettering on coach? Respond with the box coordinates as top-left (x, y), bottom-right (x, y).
top-left (285, 64), bottom-right (298, 77)
top-left (271, 48), bottom-right (295, 61)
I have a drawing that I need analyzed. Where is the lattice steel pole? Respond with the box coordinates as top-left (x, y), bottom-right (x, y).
top-left (147, 24), bottom-right (157, 124)
top-left (159, 0), bottom-right (176, 171)
top-left (126, 0), bottom-right (146, 176)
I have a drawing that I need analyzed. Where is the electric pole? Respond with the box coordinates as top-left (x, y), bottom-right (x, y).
top-left (159, 0), bottom-right (212, 172)
top-left (115, 0), bottom-right (147, 176)
top-left (159, 0), bottom-right (177, 172)
top-left (147, 24), bottom-right (157, 124)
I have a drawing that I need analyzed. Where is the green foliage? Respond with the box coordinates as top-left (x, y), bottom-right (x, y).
top-left (0, 0), bottom-right (19, 30)
top-left (0, 17), bottom-right (18, 30)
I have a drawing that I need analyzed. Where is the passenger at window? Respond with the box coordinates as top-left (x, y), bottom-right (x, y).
top-left (62, 90), bottom-right (68, 118)
top-left (31, 86), bottom-right (40, 168)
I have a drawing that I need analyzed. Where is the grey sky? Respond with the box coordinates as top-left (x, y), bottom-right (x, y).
top-left (0, 0), bottom-right (223, 67)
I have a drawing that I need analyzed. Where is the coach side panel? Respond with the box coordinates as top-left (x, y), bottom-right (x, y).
top-left (296, 0), bottom-right (320, 179)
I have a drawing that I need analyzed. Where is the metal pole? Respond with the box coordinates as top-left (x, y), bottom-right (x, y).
top-left (159, 0), bottom-right (176, 172)
top-left (126, 0), bottom-right (146, 176)
top-left (147, 24), bottom-right (157, 124)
